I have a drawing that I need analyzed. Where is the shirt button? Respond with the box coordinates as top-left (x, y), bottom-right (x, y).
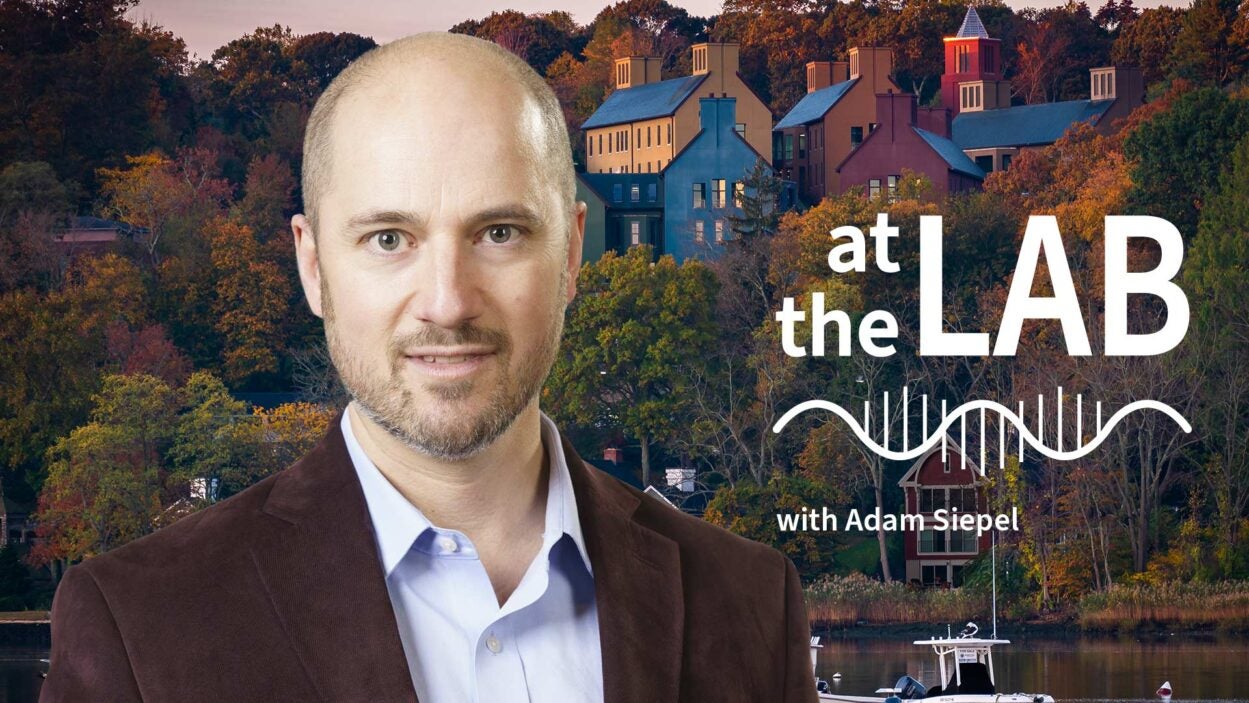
top-left (485, 634), bottom-right (502, 654)
top-left (437, 536), bottom-right (458, 553)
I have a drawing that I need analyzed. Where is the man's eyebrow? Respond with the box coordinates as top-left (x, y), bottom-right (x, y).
top-left (344, 209), bottom-right (426, 231)
top-left (465, 204), bottom-right (547, 229)
top-left (342, 205), bottom-right (550, 233)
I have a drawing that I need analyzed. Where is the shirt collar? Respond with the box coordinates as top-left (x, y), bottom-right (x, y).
top-left (342, 408), bottom-right (593, 578)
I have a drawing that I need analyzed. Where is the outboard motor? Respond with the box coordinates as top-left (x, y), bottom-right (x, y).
top-left (894, 675), bottom-right (927, 699)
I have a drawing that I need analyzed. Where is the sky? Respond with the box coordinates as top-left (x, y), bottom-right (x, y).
top-left (130, 0), bottom-right (1191, 61)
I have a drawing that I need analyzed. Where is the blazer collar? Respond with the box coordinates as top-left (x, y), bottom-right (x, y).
top-left (250, 409), bottom-right (684, 703)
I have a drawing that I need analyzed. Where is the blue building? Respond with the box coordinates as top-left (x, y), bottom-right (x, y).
top-left (662, 97), bottom-right (770, 263)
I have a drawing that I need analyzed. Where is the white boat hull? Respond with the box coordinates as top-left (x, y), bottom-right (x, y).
top-left (818, 694), bottom-right (1054, 703)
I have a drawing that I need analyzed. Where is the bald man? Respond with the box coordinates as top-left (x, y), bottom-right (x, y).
top-left (41, 33), bottom-right (818, 703)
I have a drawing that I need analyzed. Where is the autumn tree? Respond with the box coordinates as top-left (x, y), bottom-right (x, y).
top-left (546, 245), bottom-right (719, 486)
top-left (208, 218), bottom-right (290, 385)
top-left (97, 149), bottom-right (231, 266)
top-left (1112, 6), bottom-right (1184, 87)
top-left (30, 374), bottom-right (177, 572)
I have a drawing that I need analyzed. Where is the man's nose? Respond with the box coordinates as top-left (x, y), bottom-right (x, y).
top-left (411, 237), bottom-right (483, 328)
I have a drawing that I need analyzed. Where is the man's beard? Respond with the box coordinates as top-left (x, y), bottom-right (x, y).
top-left (321, 277), bottom-right (566, 461)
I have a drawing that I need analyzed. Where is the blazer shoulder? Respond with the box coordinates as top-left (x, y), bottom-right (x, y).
top-left (592, 468), bottom-right (790, 577)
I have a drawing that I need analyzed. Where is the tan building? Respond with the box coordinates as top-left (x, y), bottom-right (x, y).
top-left (581, 43), bottom-right (772, 174)
top-left (772, 46), bottom-right (901, 202)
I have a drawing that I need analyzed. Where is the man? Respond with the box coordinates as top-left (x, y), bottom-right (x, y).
top-left (41, 33), bottom-right (817, 703)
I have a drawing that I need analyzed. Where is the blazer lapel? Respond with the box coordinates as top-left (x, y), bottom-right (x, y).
top-left (248, 412), bottom-right (418, 702)
top-left (562, 434), bottom-right (685, 703)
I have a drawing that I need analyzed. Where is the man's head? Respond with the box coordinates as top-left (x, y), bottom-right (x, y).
top-left (291, 32), bottom-right (585, 461)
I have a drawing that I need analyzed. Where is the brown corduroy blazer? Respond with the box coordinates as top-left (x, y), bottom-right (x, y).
top-left (40, 414), bottom-right (818, 703)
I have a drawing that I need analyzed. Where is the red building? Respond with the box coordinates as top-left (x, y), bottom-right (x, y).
top-left (940, 8), bottom-right (1010, 118)
top-left (836, 91), bottom-right (984, 199)
top-left (898, 442), bottom-right (990, 587)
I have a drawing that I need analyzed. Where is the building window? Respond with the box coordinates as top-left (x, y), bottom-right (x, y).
top-left (695, 220), bottom-right (704, 242)
top-left (958, 44), bottom-right (969, 73)
top-left (636, 128), bottom-right (641, 147)
top-left (920, 488), bottom-right (945, 513)
top-left (850, 126), bottom-right (863, 148)
top-left (647, 126), bottom-right (652, 147)
top-left (975, 155), bottom-right (993, 173)
top-left (612, 184), bottom-right (623, 202)
top-left (647, 183), bottom-right (657, 201)
top-left (588, 136), bottom-right (594, 157)
top-left (667, 123), bottom-right (672, 144)
top-left (919, 529), bottom-right (947, 554)
top-left (630, 221), bottom-right (641, 246)
top-left (711, 179), bottom-right (726, 207)
top-left (714, 220), bottom-right (724, 242)
top-left (1001, 153), bottom-right (1013, 171)
top-left (733, 181), bottom-right (745, 208)
top-left (625, 129), bottom-right (630, 150)
top-left (630, 184), bottom-right (640, 202)
top-left (948, 530), bottom-right (978, 553)
top-left (886, 174), bottom-right (899, 202)
top-left (948, 488), bottom-right (979, 512)
top-left (693, 183), bottom-right (706, 208)
top-left (735, 123), bottom-right (746, 138)
top-left (868, 178), bottom-right (881, 200)
top-left (798, 133), bottom-right (807, 158)
top-left (784, 134), bottom-right (794, 160)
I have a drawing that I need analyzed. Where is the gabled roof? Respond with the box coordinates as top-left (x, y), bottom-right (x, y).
top-left (913, 127), bottom-right (985, 180)
top-left (774, 79), bottom-right (858, 130)
top-left (951, 99), bottom-right (1114, 150)
top-left (897, 439), bottom-right (985, 487)
top-left (581, 74), bottom-right (708, 129)
top-left (956, 7), bottom-right (990, 39)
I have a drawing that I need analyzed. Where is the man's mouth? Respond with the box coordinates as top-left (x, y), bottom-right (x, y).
top-left (417, 355), bottom-right (481, 364)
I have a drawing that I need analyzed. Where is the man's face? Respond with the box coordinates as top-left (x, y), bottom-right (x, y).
top-left (294, 63), bottom-right (583, 460)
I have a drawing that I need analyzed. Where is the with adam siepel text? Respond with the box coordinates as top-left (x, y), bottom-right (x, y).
top-left (776, 506), bottom-right (1020, 538)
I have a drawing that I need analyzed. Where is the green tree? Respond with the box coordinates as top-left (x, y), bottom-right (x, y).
top-left (1184, 134), bottom-right (1249, 566)
top-left (1123, 87), bottom-right (1249, 236)
top-left (704, 471), bottom-right (845, 582)
top-left (546, 245), bottom-right (719, 486)
top-left (1169, 0), bottom-right (1248, 86)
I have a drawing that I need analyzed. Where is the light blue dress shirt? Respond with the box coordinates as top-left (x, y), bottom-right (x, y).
top-left (342, 410), bottom-right (604, 703)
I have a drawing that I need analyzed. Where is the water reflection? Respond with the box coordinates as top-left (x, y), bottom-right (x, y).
top-left (0, 650), bottom-right (47, 703)
top-left (815, 636), bottom-right (1249, 701)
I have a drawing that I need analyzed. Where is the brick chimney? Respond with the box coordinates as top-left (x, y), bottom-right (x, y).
top-left (850, 47), bottom-right (896, 95)
top-left (806, 60), bottom-right (850, 93)
top-left (692, 42), bottom-right (740, 76)
top-left (875, 90), bottom-right (918, 143)
top-left (614, 56), bottom-right (662, 89)
top-left (1090, 65), bottom-right (1143, 105)
top-left (916, 106), bottom-right (952, 138)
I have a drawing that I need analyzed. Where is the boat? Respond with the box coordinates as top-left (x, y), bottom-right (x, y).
top-left (811, 623), bottom-right (1054, 703)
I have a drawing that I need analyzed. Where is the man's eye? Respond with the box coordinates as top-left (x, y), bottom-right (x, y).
top-left (371, 230), bottom-right (405, 252)
top-left (484, 225), bottom-right (520, 244)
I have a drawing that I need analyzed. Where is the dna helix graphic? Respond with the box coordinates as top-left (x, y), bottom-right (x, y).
top-left (772, 387), bottom-right (1192, 470)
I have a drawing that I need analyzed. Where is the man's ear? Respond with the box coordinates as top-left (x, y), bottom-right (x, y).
top-left (291, 214), bottom-right (324, 318)
top-left (565, 201), bottom-right (586, 305)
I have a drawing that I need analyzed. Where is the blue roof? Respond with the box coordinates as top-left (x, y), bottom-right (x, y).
top-left (957, 8), bottom-right (990, 39)
top-left (581, 75), bottom-right (708, 129)
top-left (913, 127), bottom-right (985, 180)
top-left (774, 79), bottom-right (858, 130)
top-left (951, 100), bottom-right (1113, 149)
